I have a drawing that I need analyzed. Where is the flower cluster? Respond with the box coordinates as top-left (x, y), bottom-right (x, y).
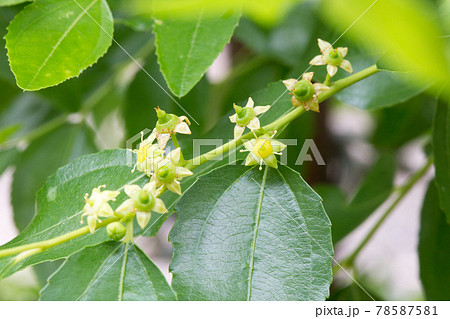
top-left (281, 38), bottom-right (353, 112)
top-left (81, 38), bottom-right (354, 241)
top-left (81, 185), bottom-right (120, 234)
top-left (81, 108), bottom-right (194, 241)
top-left (130, 108), bottom-right (193, 195)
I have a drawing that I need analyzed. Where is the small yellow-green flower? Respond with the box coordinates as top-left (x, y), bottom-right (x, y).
top-left (116, 181), bottom-right (167, 229)
top-left (309, 39), bottom-right (353, 77)
top-left (130, 131), bottom-right (165, 175)
top-left (150, 148), bottom-right (193, 195)
top-left (81, 185), bottom-right (120, 234)
top-left (242, 134), bottom-right (286, 170)
top-left (229, 97), bottom-right (271, 139)
top-left (154, 108), bottom-right (191, 148)
top-left (283, 72), bottom-right (329, 112)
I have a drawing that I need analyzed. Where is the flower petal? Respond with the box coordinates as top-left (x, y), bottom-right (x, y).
top-left (327, 64), bottom-right (338, 77)
top-left (174, 122), bottom-right (191, 135)
top-left (243, 139), bottom-right (256, 151)
top-left (136, 211), bottom-right (151, 229)
top-left (253, 105), bottom-right (271, 115)
top-left (116, 199), bottom-right (134, 214)
top-left (291, 96), bottom-right (303, 108)
top-left (124, 184), bottom-right (141, 197)
top-left (245, 97), bottom-right (255, 109)
top-left (167, 180), bottom-right (182, 195)
top-left (229, 114), bottom-right (237, 123)
top-left (147, 130), bottom-right (157, 143)
top-left (102, 190), bottom-right (120, 201)
top-left (282, 79), bottom-right (297, 91)
top-left (98, 203), bottom-right (115, 217)
top-left (168, 147), bottom-right (181, 164)
top-left (179, 116), bottom-right (191, 125)
top-left (271, 140), bottom-right (287, 153)
top-left (245, 153), bottom-right (258, 166)
top-left (87, 216), bottom-right (97, 234)
top-left (247, 117), bottom-right (260, 130)
top-left (153, 198), bottom-right (167, 214)
top-left (264, 154), bottom-right (278, 168)
top-left (157, 133), bottom-right (170, 149)
top-left (318, 38), bottom-right (332, 53)
top-left (234, 125), bottom-right (246, 140)
top-left (176, 166), bottom-right (193, 178)
top-left (309, 55), bottom-right (325, 66)
top-left (302, 72), bottom-right (314, 82)
top-left (313, 83), bottom-right (330, 94)
top-left (143, 181), bottom-right (157, 193)
top-left (337, 47), bottom-right (348, 58)
top-left (340, 59), bottom-right (353, 73)
top-left (306, 99), bottom-right (320, 113)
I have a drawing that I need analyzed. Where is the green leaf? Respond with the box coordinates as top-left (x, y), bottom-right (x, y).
top-left (316, 154), bottom-right (396, 243)
top-left (170, 164), bottom-right (333, 300)
top-left (371, 95), bottom-right (435, 150)
top-left (0, 94), bottom-right (56, 143)
top-left (418, 180), bottom-right (450, 300)
top-left (0, 147), bottom-right (18, 175)
top-left (433, 97), bottom-right (450, 224)
top-left (39, 242), bottom-right (176, 300)
top-left (235, 2), bottom-right (318, 66)
top-left (134, 0), bottom-right (301, 26)
top-left (0, 0), bottom-right (29, 6)
top-left (12, 124), bottom-right (98, 231)
top-left (0, 149), bottom-right (160, 278)
top-left (333, 53), bottom-right (429, 110)
top-left (5, 0), bottom-right (113, 91)
top-left (153, 9), bottom-right (240, 97)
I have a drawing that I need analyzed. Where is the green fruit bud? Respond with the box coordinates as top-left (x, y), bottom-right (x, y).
top-left (155, 108), bottom-right (179, 133)
top-left (324, 49), bottom-right (343, 66)
top-left (156, 162), bottom-right (177, 183)
top-left (293, 80), bottom-right (315, 102)
top-left (132, 189), bottom-right (155, 212)
top-left (235, 107), bottom-right (256, 126)
top-left (106, 222), bottom-right (127, 241)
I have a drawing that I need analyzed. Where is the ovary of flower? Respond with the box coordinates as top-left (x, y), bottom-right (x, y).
top-left (116, 181), bottom-right (167, 229)
top-left (150, 148), bottom-right (193, 195)
top-left (131, 131), bottom-right (165, 175)
top-left (309, 39), bottom-right (353, 77)
top-left (283, 72), bottom-right (329, 112)
top-left (154, 111), bottom-right (191, 149)
top-left (242, 133), bottom-right (287, 170)
top-left (229, 97), bottom-right (271, 139)
top-left (81, 185), bottom-right (120, 234)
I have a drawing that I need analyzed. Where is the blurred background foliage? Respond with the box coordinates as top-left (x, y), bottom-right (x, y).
top-left (0, 0), bottom-right (449, 300)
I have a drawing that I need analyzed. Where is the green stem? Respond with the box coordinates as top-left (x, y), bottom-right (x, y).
top-left (0, 64), bottom-right (381, 260)
top-left (0, 114), bottom-right (69, 151)
top-left (318, 65), bottom-right (379, 102)
top-left (343, 157), bottom-right (433, 266)
top-left (0, 217), bottom-right (120, 258)
top-left (185, 65), bottom-right (380, 170)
